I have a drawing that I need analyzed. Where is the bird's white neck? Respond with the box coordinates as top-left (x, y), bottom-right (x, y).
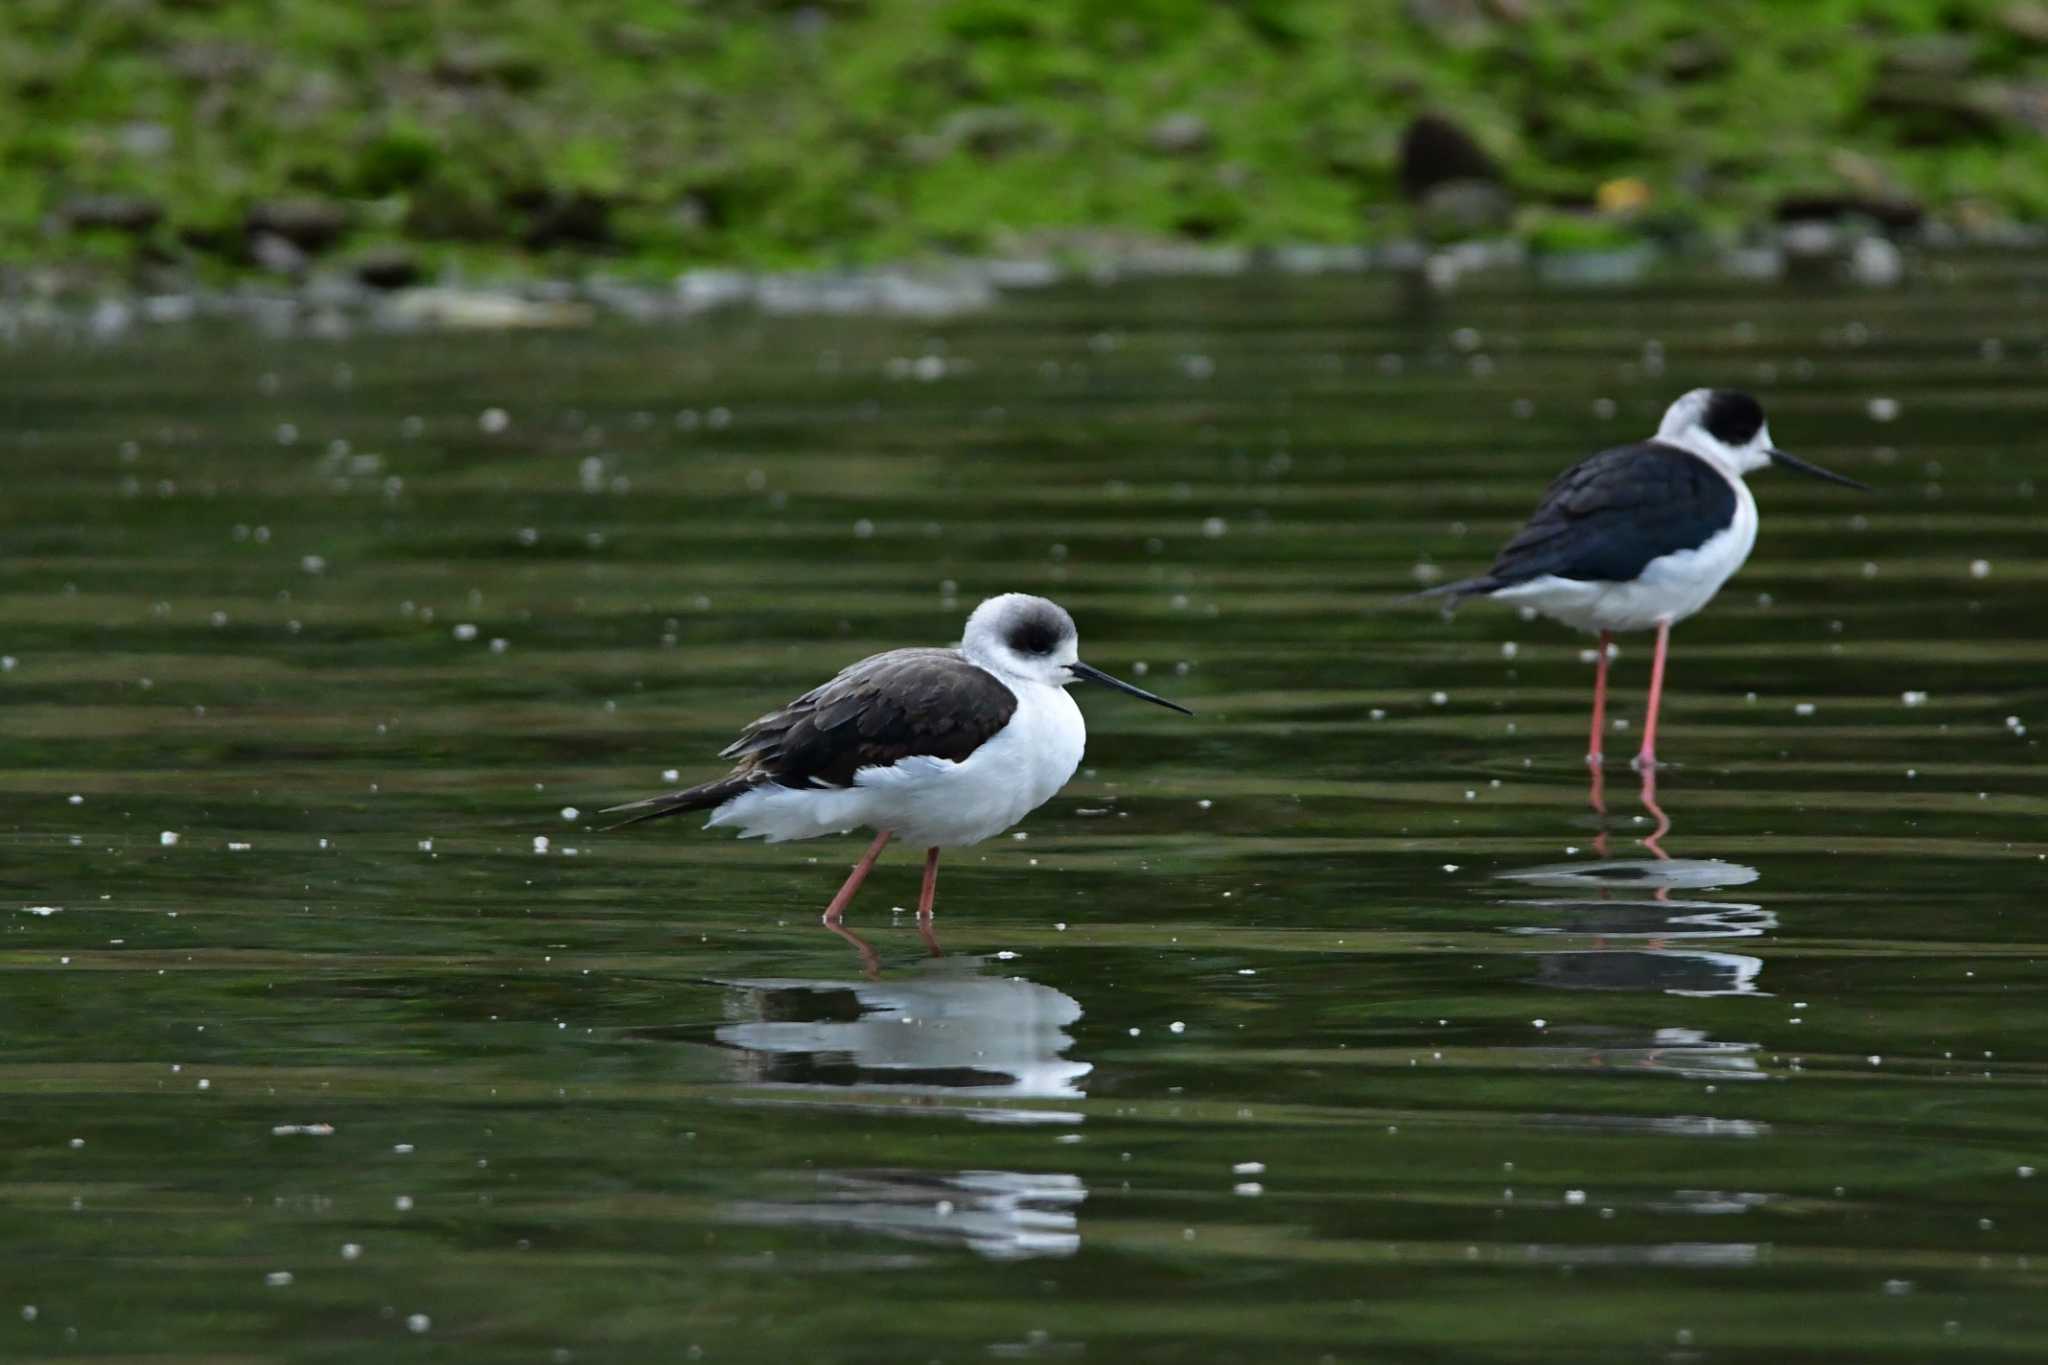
top-left (1656, 418), bottom-right (1773, 481)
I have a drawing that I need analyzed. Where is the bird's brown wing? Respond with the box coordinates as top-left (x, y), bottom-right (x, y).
top-left (601, 648), bottom-right (1019, 829)
top-left (719, 647), bottom-right (1018, 788)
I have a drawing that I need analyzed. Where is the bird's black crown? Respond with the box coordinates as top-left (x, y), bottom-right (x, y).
top-left (1701, 390), bottom-right (1766, 447)
top-left (1003, 601), bottom-right (1075, 656)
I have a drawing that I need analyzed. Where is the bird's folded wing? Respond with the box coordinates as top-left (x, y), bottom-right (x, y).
top-left (1485, 441), bottom-right (1737, 586)
top-left (719, 647), bottom-right (1020, 788)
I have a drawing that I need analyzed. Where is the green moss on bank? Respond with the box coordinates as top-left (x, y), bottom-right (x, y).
top-left (5, 0), bottom-right (2048, 281)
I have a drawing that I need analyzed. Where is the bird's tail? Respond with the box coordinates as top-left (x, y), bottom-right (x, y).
top-left (1402, 576), bottom-right (1501, 606)
top-left (600, 775), bottom-right (755, 831)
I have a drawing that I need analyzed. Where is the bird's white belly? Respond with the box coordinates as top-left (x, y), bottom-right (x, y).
top-left (705, 682), bottom-right (1087, 848)
top-left (1493, 481), bottom-right (1758, 634)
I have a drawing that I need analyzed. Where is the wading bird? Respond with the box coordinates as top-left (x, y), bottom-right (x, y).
top-left (603, 594), bottom-right (1189, 951)
top-left (1422, 389), bottom-right (1867, 771)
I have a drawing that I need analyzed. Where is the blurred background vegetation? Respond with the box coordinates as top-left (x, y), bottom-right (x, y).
top-left (6, 0), bottom-right (2048, 286)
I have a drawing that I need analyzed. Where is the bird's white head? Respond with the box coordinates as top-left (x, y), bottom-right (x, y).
top-left (960, 593), bottom-right (1193, 713)
top-left (961, 593), bottom-right (1080, 685)
top-left (1656, 388), bottom-right (1775, 476)
top-left (1655, 388), bottom-right (1870, 490)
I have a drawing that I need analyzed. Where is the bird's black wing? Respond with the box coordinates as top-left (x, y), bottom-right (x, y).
top-left (1445, 442), bottom-right (1737, 594)
top-left (601, 648), bottom-right (1019, 829)
top-left (718, 647), bottom-right (1020, 787)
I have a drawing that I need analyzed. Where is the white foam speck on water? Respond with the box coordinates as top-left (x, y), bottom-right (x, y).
top-left (1430, 690), bottom-right (1449, 706)
top-left (228, 842), bottom-right (251, 852)
top-left (1232, 1182), bottom-right (1263, 1196)
top-left (271, 1124), bottom-right (334, 1136)
top-left (67, 794), bottom-right (82, 805)
top-left (1901, 691), bottom-right (1928, 706)
top-left (662, 769), bottom-right (680, 782)
top-left (1564, 1189), bottom-right (1587, 1205)
top-left (559, 807), bottom-right (580, 821)
top-left (452, 623), bottom-right (478, 641)
top-left (1233, 1161), bottom-right (1266, 1175)
top-left (1970, 559), bottom-right (1991, 579)
top-left (479, 407), bottom-right (510, 433)
top-left (407, 1314), bottom-right (431, 1334)
top-left (22, 906), bottom-right (60, 916)
top-left (394, 1195), bottom-right (413, 1211)
top-left (265, 1271), bottom-right (293, 1287)
top-left (1793, 702), bottom-right (1816, 716)
top-left (417, 839), bottom-right (433, 853)
top-left (1169, 1021), bottom-right (1185, 1033)
top-left (533, 836), bottom-right (550, 854)
top-left (340, 1243), bottom-right (362, 1260)
top-left (1867, 396), bottom-right (1900, 422)
top-left (159, 831), bottom-right (179, 846)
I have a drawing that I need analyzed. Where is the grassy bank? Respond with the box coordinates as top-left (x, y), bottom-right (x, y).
top-left (7, 0), bottom-right (2048, 285)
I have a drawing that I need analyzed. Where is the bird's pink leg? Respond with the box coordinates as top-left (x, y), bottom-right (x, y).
top-left (1586, 631), bottom-right (1613, 815)
top-left (917, 847), bottom-right (940, 919)
top-left (1635, 620), bottom-right (1672, 770)
top-left (1588, 630), bottom-right (1612, 767)
top-left (1638, 763), bottom-right (1672, 861)
top-left (916, 847), bottom-right (944, 958)
top-left (823, 919), bottom-right (882, 979)
top-left (823, 830), bottom-right (893, 924)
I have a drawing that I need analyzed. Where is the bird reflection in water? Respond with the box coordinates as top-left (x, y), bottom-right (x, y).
top-left (712, 953), bottom-right (1091, 1259)
top-left (713, 951), bottom-right (1091, 1098)
top-left (1496, 783), bottom-right (1771, 1076)
top-left (822, 909), bottom-right (942, 981)
top-left (727, 1168), bottom-right (1085, 1261)
top-left (1587, 752), bottom-right (1672, 857)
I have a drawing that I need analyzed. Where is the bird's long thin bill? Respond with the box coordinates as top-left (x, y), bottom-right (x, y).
top-left (1768, 448), bottom-right (1870, 490)
top-left (1070, 661), bottom-right (1193, 715)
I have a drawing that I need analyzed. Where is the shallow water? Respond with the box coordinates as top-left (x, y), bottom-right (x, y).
top-left (2, 258), bottom-right (2046, 1363)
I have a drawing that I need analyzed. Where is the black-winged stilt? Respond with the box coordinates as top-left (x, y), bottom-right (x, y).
top-left (603, 594), bottom-right (1189, 946)
top-left (1423, 389), bottom-right (1868, 770)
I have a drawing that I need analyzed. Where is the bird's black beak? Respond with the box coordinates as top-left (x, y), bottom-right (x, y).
top-left (1068, 661), bottom-right (1193, 715)
top-left (1767, 448), bottom-right (1870, 491)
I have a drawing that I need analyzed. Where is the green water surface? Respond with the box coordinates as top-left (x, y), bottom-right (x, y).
top-left (2, 261), bottom-right (2045, 1363)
